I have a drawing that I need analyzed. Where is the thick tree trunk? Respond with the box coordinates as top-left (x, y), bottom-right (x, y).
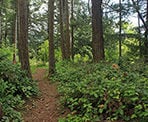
top-left (48, 0), bottom-right (55, 75)
top-left (59, 0), bottom-right (71, 60)
top-left (17, 0), bottom-right (32, 78)
top-left (91, 0), bottom-right (105, 62)
top-left (65, 0), bottom-right (71, 59)
top-left (59, 0), bottom-right (66, 59)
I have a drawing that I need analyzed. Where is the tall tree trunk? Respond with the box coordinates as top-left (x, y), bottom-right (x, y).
top-left (119, 0), bottom-right (122, 58)
top-left (0, 0), bottom-right (3, 46)
top-left (144, 0), bottom-right (148, 63)
top-left (17, 0), bottom-right (32, 78)
top-left (48, 0), bottom-right (55, 76)
top-left (4, 13), bottom-right (8, 42)
top-left (59, 0), bottom-right (71, 60)
top-left (0, 103), bottom-right (2, 120)
top-left (88, 0), bottom-right (91, 16)
top-left (12, 15), bottom-right (17, 64)
top-left (71, 0), bottom-right (74, 60)
top-left (59, 0), bottom-right (66, 59)
top-left (65, 0), bottom-right (71, 59)
top-left (11, 0), bottom-right (17, 64)
top-left (91, 0), bottom-right (105, 62)
top-left (137, 0), bottom-right (142, 58)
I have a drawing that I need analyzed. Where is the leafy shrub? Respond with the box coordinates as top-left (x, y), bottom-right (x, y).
top-left (51, 61), bottom-right (148, 122)
top-left (0, 60), bottom-right (38, 121)
top-left (38, 40), bottom-right (49, 63)
top-left (0, 45), bottom-right (13, 61)
top-left (37, 40), bottom-right (62, 64)
top-left (74, 54), bottom-right (90, 63)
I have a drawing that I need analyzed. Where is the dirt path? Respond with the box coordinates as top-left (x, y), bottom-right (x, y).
top-left (23, 69), bottom-right (66, 122)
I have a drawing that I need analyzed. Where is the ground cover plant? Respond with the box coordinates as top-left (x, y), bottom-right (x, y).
top-left (51, 61), bottom-right (148, 122)
top-left (0, 55), bottom-right (38, 121)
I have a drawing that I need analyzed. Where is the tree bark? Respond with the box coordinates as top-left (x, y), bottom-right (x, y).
top-left (0, 0), bottom-right (3, 46)
top-left (0, 103), bottom-right (3, 120)
top-left (119, 0), bottom-right (122, 58)
top-left (59, 0), bottom-right (71, 60)
top-left (65, 0), bottom-right (71, 59)
top-left (144, 0), bottom-right (148, 63)
top-left (48, 0), bottom-right (55, 75)
top-left (137, 0), bottom-right (142, 58)
top-left (91, 0), bottom-right (105, 62)
top-left (17, 0), bottom-right (32, 78)
top-left (59, 0), bottom-right (66, 59)
top-left (71, 0), bottom-right (74, 60)
top-left (12, 15), bottom-right (17, 64)
top-left (11, 0), bottom-right (17, 64)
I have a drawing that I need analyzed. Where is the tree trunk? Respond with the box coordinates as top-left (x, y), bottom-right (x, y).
top-left (71, 0), bottom-right (74, 60)
top-left (0, 0), bottom-right (2, 46)
top-left (65, 0), bottom-right (71, 59)
top-left (119, 0), bottom-right (122, 58)
top-left (17, 0), bottom-right (32, 78)
top-left (11, 0), bottom-right (17, 64)
top-left (59, 0), bottom-right (71, 60)
top-left (12, 15), bottom-right (17, 64)
top-left (88, 0), bottom-right (91, 16)
top-left (91, 0), bottom-right (105, 62)
top-left (59, 0), bottom-right (66, 59)
top-left (48, 0), bottom-right (55, 76)
top-left (137, 0), bottom-right (142, 58)
top-left (0, 103), bottom-right (3, 120)
top-left (4, 20), bottom-right (8, 41)
top-left (144, 0), bottom-right (148, 63)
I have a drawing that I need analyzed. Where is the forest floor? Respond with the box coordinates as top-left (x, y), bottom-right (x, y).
top-left (23, 68), bottom-right (68, 122)
top-left (22, 68), bottom-right (124, 122)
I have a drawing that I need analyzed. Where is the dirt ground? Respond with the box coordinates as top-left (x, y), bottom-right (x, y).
top-left (23, 69), bottom-right (67, 122)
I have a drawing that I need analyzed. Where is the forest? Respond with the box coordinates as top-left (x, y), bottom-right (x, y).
top-left (0, 0), bottom-right (148, 121)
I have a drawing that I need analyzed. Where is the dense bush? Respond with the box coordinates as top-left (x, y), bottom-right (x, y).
top-left (37, 40), bottom-right (62, 63)
top-left (0, 45), bottom-right (14, 61)
top-left (51, 61), bottom-right (148, 122)
top-left (0, 59), bottom-right (38, 121)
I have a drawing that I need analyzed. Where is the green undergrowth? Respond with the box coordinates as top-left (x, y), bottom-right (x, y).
top-left (30, 58), bottom-right (48, 74)
top-left (51, 61), bottom-right (148, 122)
top-left (0, 55), bottom-right (39, 121)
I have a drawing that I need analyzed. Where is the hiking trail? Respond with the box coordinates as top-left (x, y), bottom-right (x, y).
top-left (23, 68), bottom-right (68, 122)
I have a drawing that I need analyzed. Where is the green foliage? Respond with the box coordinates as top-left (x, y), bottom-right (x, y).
top-left (0, 60), bottom-right (38, 121)
top-left (37, 40), bottom-right (62, 64)
top-left (51, 61), bottom-right (148, 122)
top-left (38, 40), bottom-right (49, 63)
top-left (0, 44), bottom-right (14, 61)
top-left (74, 53), bottom-right (90, 63)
